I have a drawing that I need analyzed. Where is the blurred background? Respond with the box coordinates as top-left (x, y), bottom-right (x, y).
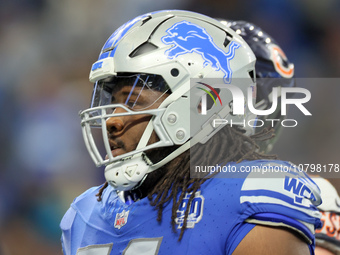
top-left (0, 0), bottom-right (339, 254)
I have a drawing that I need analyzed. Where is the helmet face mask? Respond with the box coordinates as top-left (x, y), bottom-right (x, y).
top-left (80, 10), bottom-right (256, 191)
top-left (80, 100), bottom-right (172, 167)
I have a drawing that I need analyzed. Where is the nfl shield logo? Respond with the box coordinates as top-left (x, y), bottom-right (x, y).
top-left (114, 210), bottom-right (129, 229)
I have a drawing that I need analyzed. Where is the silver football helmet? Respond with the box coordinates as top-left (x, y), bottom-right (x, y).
top-left (80, 10), bottom-right (256, 191)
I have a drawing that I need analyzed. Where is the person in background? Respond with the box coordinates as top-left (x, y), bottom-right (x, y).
top-left (312, 177), bottom-right (340, 255)
top-left (224, 20), bottom-right (339, 255)
top-left (221, 19), bottom-right (295, 153)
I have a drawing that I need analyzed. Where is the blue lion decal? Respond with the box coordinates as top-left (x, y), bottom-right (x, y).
top-left (161, 21), bottom-right (240, 83)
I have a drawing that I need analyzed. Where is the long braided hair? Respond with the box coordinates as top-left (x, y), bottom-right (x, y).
top-left (97, 125), bottom-right (277, 240)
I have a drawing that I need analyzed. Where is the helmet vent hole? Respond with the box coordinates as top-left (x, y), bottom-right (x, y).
top-left (223, 32), bottom-right (233, 47)
top-left (248, 70), bottom-right (255, 83)
top-left (171, 68), bottom-right (179, 77)
top-left (116, 172), bottom-right (119, 176)
top-left (129, 42), bottom-right (158, 58)
top-left (141, 16), bottom-right (152, 26)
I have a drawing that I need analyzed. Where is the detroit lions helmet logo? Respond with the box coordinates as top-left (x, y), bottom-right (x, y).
top-left (162, 21), bottom-right (240, 83)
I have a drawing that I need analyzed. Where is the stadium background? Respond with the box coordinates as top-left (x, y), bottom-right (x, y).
top-left (0, 0), bottom-right (339, 254)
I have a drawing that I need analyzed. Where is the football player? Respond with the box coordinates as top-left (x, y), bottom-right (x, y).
top-left (221, 19), bottom-right (295, 153)
top-left (61, 10), bottom-right (321, 255)
top-left (313, 177), bottom-right (340, 255)
top-left (225, 20), bottom-right (340, 255)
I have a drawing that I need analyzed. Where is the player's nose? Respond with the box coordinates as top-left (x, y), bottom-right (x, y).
top-left (106, 108), bottom-right (125, 134)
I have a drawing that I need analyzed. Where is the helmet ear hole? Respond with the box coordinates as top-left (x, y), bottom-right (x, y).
top-left (170, 68), bottom-right (179, 77)
top-left (248, 70), bottom-right (255, 83)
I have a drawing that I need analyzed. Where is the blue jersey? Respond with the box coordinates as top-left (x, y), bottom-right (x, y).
top-left (60, 160), bottom-right (322, 255)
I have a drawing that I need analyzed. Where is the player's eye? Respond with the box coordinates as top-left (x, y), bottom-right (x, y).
top-left (126, 100), bottom-right (136, 108)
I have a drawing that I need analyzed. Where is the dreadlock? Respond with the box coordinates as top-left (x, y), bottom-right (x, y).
top-left (96, 125), bottom-right (277, 240)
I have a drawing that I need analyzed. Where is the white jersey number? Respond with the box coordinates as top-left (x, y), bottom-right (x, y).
top-left (76, 237), bottom-right (163, 255)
